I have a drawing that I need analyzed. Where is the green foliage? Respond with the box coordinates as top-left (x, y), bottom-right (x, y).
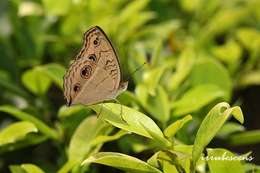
top-left (0, 0), bottom-right (259, 172)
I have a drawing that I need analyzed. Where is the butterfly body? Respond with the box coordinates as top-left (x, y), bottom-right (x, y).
top-left (63, 26), bottom-right (127, 106)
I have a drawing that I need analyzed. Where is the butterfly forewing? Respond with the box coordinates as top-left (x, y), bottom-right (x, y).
top-left (63, 26), bottom-right (125, 106)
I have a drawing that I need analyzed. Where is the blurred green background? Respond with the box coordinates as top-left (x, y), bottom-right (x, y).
top-left (0, 0), bottom-right (260, 172)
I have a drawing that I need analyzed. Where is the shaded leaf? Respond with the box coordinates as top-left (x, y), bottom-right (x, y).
top-left (0, 105), bottom-right (58, 139)
top-left (229, 129), bottom-right (260, 146)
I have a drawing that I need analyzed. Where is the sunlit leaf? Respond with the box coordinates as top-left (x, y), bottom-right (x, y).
top-left (68, 116), bottom-right (111, 161)
top-left (172, 84), bottom-right (225, 115)
top-left (21, 164), bottom-right (45, 173)
top-left (90, 103), bottom-right (171, 147)
top-left (22, 67), bottom-right (51, 95)
top-left (192, 102), bottom-right (244, 166)
top-left (189, 58), bottom-right (232, 100)
top-left (82, 152), bottom-right (162, 173)
top-left (0, 105), bottom-right (58, 139)
top-left (0, 121), bottom-right (37, 146)
top-left (206, 148), bottom-right (244, 173)
top-left (164, 115), bottom-right (192, 138)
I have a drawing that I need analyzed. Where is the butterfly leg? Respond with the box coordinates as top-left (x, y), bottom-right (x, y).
top-left (113, 99), bottom-right (127, 123)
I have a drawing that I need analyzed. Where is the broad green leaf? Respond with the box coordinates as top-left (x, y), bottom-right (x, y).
top-left (229, 129), bottom-right (260, 146)
top-left (41, 63), bottom-right (66, 89)
top-left (42, 0), bottom-right (71, 15)
top-left (192, 102), bottom-right (244, 166)
top-left (9, 165), bottom-right (27, 173)
top-left (90, 103), bottom-right (171, 147)
top-left (0, 134), bottom-right (47, 154)
top-left (22, 67), bottom-right (52, 95)
top-left (143, 66), bottom-right (168, 95)
top-left (89, 130), bottom-right (129, 147)
top-left (180, 0), bottom-right (201, 12)
top-left (58, 105), bottom-right (90, 118)
top-left (68, 116), bottom-right (111, 161)
top-left (0, 121), bottom-right (37, 146)
top-left (22, 63), bottom-right (65, 95)
top-left (157, 151), bottom-right (189, 173)
top-left (135, 84), bottom-right (148, 106)
top-left (172, 84), bottom-right (225, 115)
top-left (117, 0), bottom-right (149, 25)
top-left (145, 86), bottom-right (171, 123)
top-left (57, 160), bottom-right (78, 173)
top-left (0, 105), bottom-right (58, 139)
top-left (238, 70), bottom-right (260, 87)
top-left (164, 115), bottom-right (192, 138)
top-left (189, 58), bottom-right (232, 99)
top-left (212, 39), bottom-right (242, 65)
top-left (217, 122), bottom-right (245, 138)
top-left (18, 1), bottom-right (43, 16)
top-left (147, 152), bottom-right (160, 168)
top-left (0, 70), bottom-right (29, 98)
top-left (206, 148), bottom-right (244, 173)
top-left (168, 49), bottom-right (194, 91)
top-left (200, 7), bottom-right (249, 43)
top-left (21, 164), bottom-right (45, 173)
top-left (236, 27), bottom-right (260, 51)
top-left (82, 152), bottom-right (162, 173)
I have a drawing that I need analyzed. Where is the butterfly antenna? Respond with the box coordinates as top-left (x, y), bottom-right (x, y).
top-left (126, 62), bottom-right (147, 81)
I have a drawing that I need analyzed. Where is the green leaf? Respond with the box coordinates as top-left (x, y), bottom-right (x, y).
top-left (0, 70), bottom-right (29, 98)
top-left (68, 116), bottom-right (111, 161)
top-left (192, 102), bottom-right (244, 166)
top-left (82, 152), bottom-right (162, 173)
top-left (41, 63), bottom-right (66, 89)
top-left (9, 165), bottom-right (27, 173)
top-left (21, 164), bottom-right (45, 173)
top-left (90, 103), bottom-right (171, 147)
top-left (58, 105), bottom-right (90, 118)
top-left (200, 7), bottom-right (249, 43)
top-left (236, 27), bottom-right (260, 51)
top-left (168, 49), bottom-right (194, 91)
top-left (238, 70), bottom-right (260, 87)
top-left (212, 39), bottom-right (242, 65)
top-left (22, 67), bottom-right (52, 95)
top-left (189, 58), bottom-right (232, 99)
top-left (217, 122), bottom-right (245, 138)
top-left (0, 105), bottom-right (58, 139)
top-left (0, 121), bottom-right (37, 146)
top-left (229, 129), bottom-right (260, 146)
top-left (0, 134), bottom-right (47, 154)
top-left (143, 66), bottom-right (167, 95)
top-left (89, 130), bottom-right (129, 147)
top-left (206, 148), bottom-right (244, 173)
top-left (172, 84), bottom-right (225, 115)
top-left (145, 86), bottom-right (171, 123)
top-left (42, 0), bottom-right (71, 15)
top-left (164, 115), bottom-right (192, 138)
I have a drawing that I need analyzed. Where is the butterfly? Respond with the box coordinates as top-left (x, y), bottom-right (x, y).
top-left (63, 26), bottom-right (128, 106)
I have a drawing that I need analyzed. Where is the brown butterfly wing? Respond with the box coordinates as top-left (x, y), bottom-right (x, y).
top-left (63, 26), bottom-right (124, 105)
